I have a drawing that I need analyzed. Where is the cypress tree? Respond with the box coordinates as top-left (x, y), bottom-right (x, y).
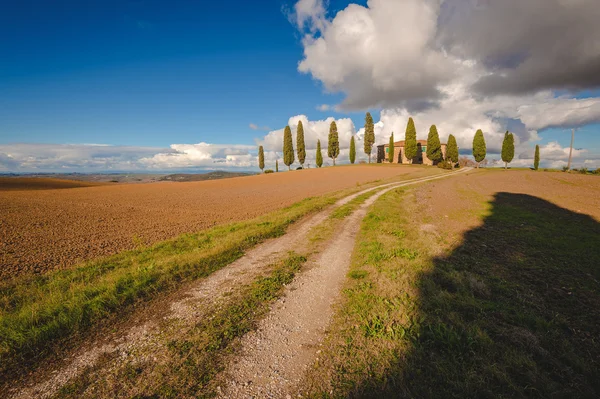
top-left (534, 144), bottom-right (540, 170)
top-left (473, 129), bottom-right (487, 168)
top-left (388, 133), bottom-right (395, 163)
top-left (283, 125), bottom-right (294, 170)
top-left (296, 120), bottom-right (306, 167)
top-left (276, 159), bottom-right (279, 172)
top-left (349, 136), bottom-right (356, 164)
top-left (258, 145), bottom-right (265, 172)
top-left (426, 125), bottom-right (442, 163)
top-left (446, 134), bottom-right (459, 169)
top-left (364, 112), bottom-right (375, 163)
top-left (404, 117), bottom-right (417, 164)
top-left (501, 131), bottom-right (515, 169)
top-left (328, 121), bottom-right (340, 166)
top-left (316, 139), bottom-right (323, 168)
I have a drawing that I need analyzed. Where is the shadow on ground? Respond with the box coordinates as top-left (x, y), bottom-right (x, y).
top-left (359, 193), bottom-right (600, 398)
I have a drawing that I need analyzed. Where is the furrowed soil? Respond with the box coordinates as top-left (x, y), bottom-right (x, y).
top-left (0, 165), bottom-right (425, 279)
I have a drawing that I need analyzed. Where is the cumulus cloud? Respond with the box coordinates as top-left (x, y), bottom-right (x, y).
top-left (296, 0), bottom-right (600, 113)
top-left (439, 0), bottom-right (600, 95)
top-left (297, 0), bottom-right (455, 110)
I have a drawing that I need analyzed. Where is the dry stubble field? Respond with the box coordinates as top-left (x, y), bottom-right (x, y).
top-left (0, 165), bottom-right (427, 279)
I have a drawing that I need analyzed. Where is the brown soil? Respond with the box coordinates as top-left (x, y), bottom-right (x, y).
top-left (0, 166), bottom-right (417, 280)
top-left (0, 177), bottom-right (105, 191)
top-left (412, 169), bottom-right (600, 241)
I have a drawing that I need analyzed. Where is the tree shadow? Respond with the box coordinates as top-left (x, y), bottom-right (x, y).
top-left (358, 193), bottom-right (600, 398)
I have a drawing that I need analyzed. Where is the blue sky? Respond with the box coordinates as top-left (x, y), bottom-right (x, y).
top-left (1, 0), bottom-right (599, 171)
top-left (0, 0), bottom-right (361, 147)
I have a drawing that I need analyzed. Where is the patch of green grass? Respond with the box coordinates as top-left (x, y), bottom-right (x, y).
top-left (303, 188), bottom-right (600, 398)
top-left (0, 196), bottom-right (331, 375)
top-left (55, 253), bottom-right (307, 398)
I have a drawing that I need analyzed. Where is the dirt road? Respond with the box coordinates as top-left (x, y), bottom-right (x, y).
top-left (7, 168), bottom-right (469, 399)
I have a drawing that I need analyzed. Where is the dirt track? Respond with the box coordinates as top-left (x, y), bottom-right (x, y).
top-left (0, 166), bottom-right (422, 279)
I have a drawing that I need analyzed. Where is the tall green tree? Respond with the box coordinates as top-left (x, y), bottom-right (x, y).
top-left (258, 145), bottom-right (265, 172)
top-left (501, 131), bottom-right (515, 169)
top-left (283, 125), bottom-right (294, 170)
top-left (473, 129), bottom-right (487, 168)
top-left (316, 140), bottom-right (323, 168)
top-left (364, 112), bottom-right (375, 163)
top-left (276, 159), bottom-right (279, 172)
top-left (446, 134), bottom-right (459, 169)
top-left (388, 133), bottom-right (395, 163)
top-left (404, 117), bottom-right (418, 164)
top-left (296, 121), bottom-right (306, 168)
top-left (534, 144), bottom-right (540, 170)
top-left (426, 125), bottom-right (442, 164)
top-left (349, 136), bottom-right (356, 164)
top-left (328, 121), bottom-right (340, 166)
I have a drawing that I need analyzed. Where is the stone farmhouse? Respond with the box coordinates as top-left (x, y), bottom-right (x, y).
top-left (376, 140), bottom-right (447, 165)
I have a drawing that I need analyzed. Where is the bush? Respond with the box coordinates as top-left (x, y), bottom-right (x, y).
top-left (437, 160), bottom-right (453, 170)
top-left (578, 167), bottom-right (588, 174)
top-left (594, 168), bottom-right (600, 175)
top-left (264, 169), bottom-right (274, 174)
top-left (296, 166), bottom-right (303, 170)
top-left (562, 166), bottom-right (570, 172)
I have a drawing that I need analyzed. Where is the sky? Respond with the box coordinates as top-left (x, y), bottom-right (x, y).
top-left (1, 0), bottom-right (600, 172)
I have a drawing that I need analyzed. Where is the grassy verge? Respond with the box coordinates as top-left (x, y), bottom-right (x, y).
top-left (55, 253), bottom-right (307, 398)
top-left (302, 186), bottom-right (600, 397)
top-left (0, 195), bottom-right (334, 374)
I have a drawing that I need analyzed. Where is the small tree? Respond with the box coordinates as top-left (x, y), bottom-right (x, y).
top-left (472, 129), bottom-right (487, 168)
top-left (296, 120), bottom-right (306, 168)
top-left (316, 139), bottom-right (323, 168)
top-left (276, 159), bottom-right (279, 172)
top-left (364, 112), bottom-right (375, 163)
top-left (446, 134), bottom-right (459, 169)
top-left (258, 145), bottom-right (265, 172)
top-left (404, 117), bottom-right (418, 163)
top-left (283, 125), bottom-right (294, 170)
top-left (534, 144), bottom-right (540, 170)
top-left (426, 125), bottom-right (442, 164)
top-left (501, 131), bottom-right (515, 169)
top-left (328, 121), bottom-right (340, 166)
top-left (388, 133), bottom-right (395, 163)
top-left (349, 136), bottom-right (356, 164)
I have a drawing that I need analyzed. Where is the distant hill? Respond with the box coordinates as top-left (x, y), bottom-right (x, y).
top-left (0, 177), bottom-right (105, 191)
top-left (159, 171), bottom-right (255, 182)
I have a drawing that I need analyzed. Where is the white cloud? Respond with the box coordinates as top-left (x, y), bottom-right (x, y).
top-left (316, 104), bottom-right (331, 111)
top-left (298, 0), bottom-right (455, 110)
top-left (140, 143), bottom-right (256, 169)
top-left (0, 143), bottom-right (260, 172)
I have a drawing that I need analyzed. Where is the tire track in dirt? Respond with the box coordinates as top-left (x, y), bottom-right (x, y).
top-left (218, 168), bottom-right (471, 398)
top-left (8, 174), bottom-right (457, 399)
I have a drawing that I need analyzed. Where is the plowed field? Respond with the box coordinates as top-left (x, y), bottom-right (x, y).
top-left (0, 166), bottom-right (426, 279)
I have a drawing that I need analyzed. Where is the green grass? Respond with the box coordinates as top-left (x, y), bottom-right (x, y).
top-left (55, 253), bottom-right (307, 398)
top-left (0, 195), bottom-right (335, 375)
top-left (303, 187), bottom-right (600, 398)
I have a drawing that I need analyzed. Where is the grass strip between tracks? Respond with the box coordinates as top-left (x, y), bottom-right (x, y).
top-left (0, 194), bottom-right (337, 374)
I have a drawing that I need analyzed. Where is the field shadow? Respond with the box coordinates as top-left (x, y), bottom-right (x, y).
top-left (358, 193), bottom-right (600, 398)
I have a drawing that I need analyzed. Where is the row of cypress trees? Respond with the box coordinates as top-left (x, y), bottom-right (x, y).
top-left (256, 115), bottom-right (537, 172)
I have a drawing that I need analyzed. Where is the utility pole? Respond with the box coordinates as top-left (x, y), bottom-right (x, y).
top-left (567, 128), bottom-right (575, 170)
